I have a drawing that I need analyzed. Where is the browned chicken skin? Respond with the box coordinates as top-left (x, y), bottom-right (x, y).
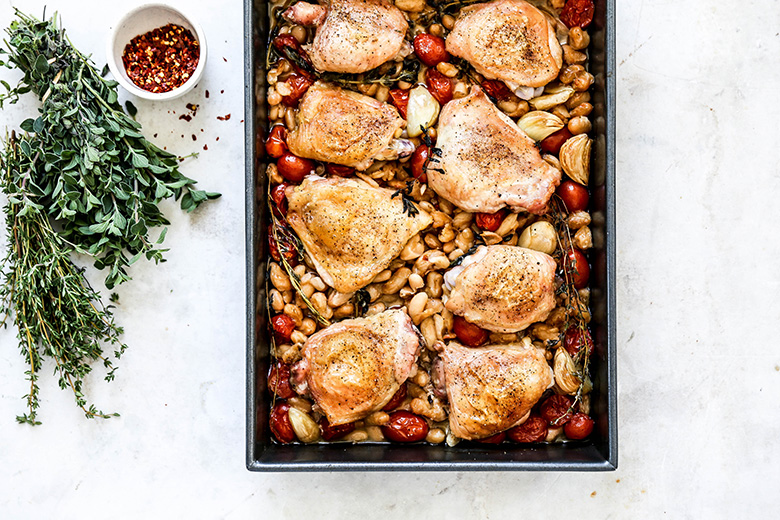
top-left (283, 0), bottom-right (409, 74)
top-left (444, 245), bottom-right (557, 332)
top-left (428, 86), bottom-right (561, 214)
top-left (286, 81), bottom-right (413, 170)
top-left (436, 339), bottom-right (552, 440)
top-left (446, 0), bottom-right (562, 93)
top-left (291, 309), bottom-right (422, 426)
top-left (285, 175), bottom-right (432, 293)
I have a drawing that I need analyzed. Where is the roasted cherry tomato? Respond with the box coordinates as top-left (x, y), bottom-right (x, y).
top-left (382, 383), bottom-right (408, 411)
top-left (267, 225), bottom-right (298, 266)
top-left (382, 411), bottom-right (429, 442)
top-left (556, 180), bottom-right (589, 212)
top-left (325, 163), bottom-right (354, 177)
top-left (270, 182), bottom-right (289, 213)
top-left (424, 68), bottom-right (453, 105)
top-left (270, 401), bottom-right (296, 443)
top-left (453, 316), bottom-right (489, 347)
top-left (507, 415), bottom-right (548, 443)
top-left (272, 34), bottom-right (313, 76)
top-left (560, 0), bottom-right (595, 29)
top-left (277, 153), bottom-right (315, 183)
top-left (410, 144), bottom-right (429, 183)
top-left (281, 73), bottom-right (314, 106)
top-left (540, 128), bottom-right (573, 155)
top-left (389, 88), bottom-right (410, 119)
top-left (319, 417), bottom-right (356, 441)
top-left (271, 314), bottom-right (296, 343)
top-left (480, 79), bottom-right (513, 102)
top-left (564, 412), bottom-right (594, 439)
top-left (564, 249), bottom-right (590, 289)
top-left (265, 124), bottom-right (288, 158)
top-left (475, 210), bottom-right (506, 232)
top-left (564, 326), bottom-right (593, 357)
top-left (413, 33), bottom-right (449, 67)
top-left (477, 431), bottom-right (506, 444)
top-left (540, 394), bottom-right (575, 427)
top-left (268, 362), bottom-right (295, 399)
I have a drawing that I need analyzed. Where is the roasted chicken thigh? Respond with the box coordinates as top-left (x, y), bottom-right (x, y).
top-left (287, 82), bottom-right (413, 170)
top-left (446, 0), bottom-right (562, 96)
top-left (285, 175), bottom-right (432, 293)
top-left (283, 0), bottom-right (409, 74)
top-left (291, 309), bottom-right (422, 425)
top-left (444, 245), bottom-right (556, 332)
top-left (436, 339), bottom-right (553, 440)
top-left (428, 86), bottom-right (561, 214)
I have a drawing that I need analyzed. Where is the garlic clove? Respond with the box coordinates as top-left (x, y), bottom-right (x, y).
top-left (559, 133), bottom-right (591, 185)
top-left (529, 85), bottom-right (575, 111)
top-left (518, 221), bottom-right (557, 254)
top-left (406, 85), bottom-right (440, 137)
top-left (516, 111), bottom-right (564, 141)
top-left (553, 348), bottom-right (580, 395)
top-left (287, 407), bottom-right (320, 443)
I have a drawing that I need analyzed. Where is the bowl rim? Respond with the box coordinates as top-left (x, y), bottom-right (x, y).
top-left (105, 2), bottom-right (208, 101)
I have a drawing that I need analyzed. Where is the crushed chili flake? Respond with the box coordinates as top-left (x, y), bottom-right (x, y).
top-left (191, 134), bottom-right (197, 141)
top-left (203, 144), bottom-right (208, 150)
top-left (217, 114), bottom-right (231, 121)
top-left (186, 103), bottom-right (199, 113)
top-left (122, 23), bottom-right (200, 94)
top-left (205, 90), bottom-right (210, 98)
top-left (179, 114), bottom-right (192, 122)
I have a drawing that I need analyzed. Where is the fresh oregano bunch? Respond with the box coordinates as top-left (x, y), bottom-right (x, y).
top-left (0, 10), bottom-right (220, 289)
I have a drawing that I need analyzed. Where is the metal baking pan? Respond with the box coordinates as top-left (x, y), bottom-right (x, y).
top-left (245, 0), bottom-right (617, 471)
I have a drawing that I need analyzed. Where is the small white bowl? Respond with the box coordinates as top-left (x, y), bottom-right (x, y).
top-left (106, 3), bottom-right (207, 101)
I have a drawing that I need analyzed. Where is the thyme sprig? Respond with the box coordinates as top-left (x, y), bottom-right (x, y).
top-left (0, 10), bottom-right (220, 289)
top-left (0, 133), bottom-right (127, 425)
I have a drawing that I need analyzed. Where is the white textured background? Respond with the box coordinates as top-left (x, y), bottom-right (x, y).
top-left (1, 0), bottom-right (778, 518)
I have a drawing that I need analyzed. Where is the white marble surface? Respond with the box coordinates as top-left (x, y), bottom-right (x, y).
top-left (1, 0), bottom-right (778, 517)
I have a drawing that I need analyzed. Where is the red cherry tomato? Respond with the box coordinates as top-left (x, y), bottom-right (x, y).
top-left (413, 33), bottom-right (449, 67)
top-left (540, 128), bottom-right (573, 155)
top-left (475, 210), bottom-right (506, 232)
top-left (560, 0), bottom-right (595, 29)
top-left (281, 73), bottom-right (314, 107)
top-left (270, 402), bottom-right (296, 443)
top-left (271, 314), bottom-right (296, 343)
top-left (265, 125), bottom-right (288, 158)
top-left (272, 35), bottom-right (313, 77)
top-left (480, 80), bottom-right (513, 102)
top-left (382, 383), bottom-right (407, 411)
top-left (556, 180), bottom-right (589, 212)
top-left (564, 249), bottom-right (590, 289)
top-left (381, 411), bottom-right (429, 442)
top-left (277, 153), bottom-right (314, 183)
top-left (453, 316), bottom-right (489, 347)
top-left (477, 431), bottom-right (506, 444)
top-left (267, 225), bottom-right (298, 266)
top-left (507, 415), bottom-right (548, 443)
top-left (319, 417), bottom-right (356, 441)
top-left (325, 163), bottom-right (354, 177)
top-left (268, 362), bottom-right (295, 399)
top-left (389, 88), bottom-right (409, 119)
top-left (270, 182), bottom-right (289, 213)
top-left (540, 395), bottom-right (575, 427)
top-left (424, 68), bottom-right (453, 105)
top-left (564, 326), bottom-right (593, 357)
top-left (410, 144), bottom-right (429, 183)
top-left (564, 412), bottom-right (594, 439)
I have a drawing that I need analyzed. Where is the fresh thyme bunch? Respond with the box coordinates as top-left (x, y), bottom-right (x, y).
top-left (0, 10), bottom-right (220, 289)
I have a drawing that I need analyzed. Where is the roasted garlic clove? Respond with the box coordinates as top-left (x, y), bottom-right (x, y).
top-left (407, 85), bottom-right (440, 137)
top-left (559, 133), bottom-right (591, 185)
top-left (518, 221), bottom-right (557, 254)
top-left (553, 348), bottom-right (580, 395)
top-left (529, 85), bottom-right (575, 111)
top-left (287, 407), bottom-right (320, 443)
top-left (516, 111), bottom-right (564, 141)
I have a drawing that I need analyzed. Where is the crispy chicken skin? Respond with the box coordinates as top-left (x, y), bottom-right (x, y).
top-left (283, 0), bottom-right (409, 74)
top-left (445, 245), bottom-right (556, 332)
top-left (285, 175), bottom-right (432, 293)
top-left (286, 82), bottom-right (412, 171)
top-left (428, 86), bottom-right (561, 213)
top-left (436, 339), bottom-right (552, 440)
top-left (445, 0), bottom-right (562, 90)
top-left (291, 309), bottom-right (422, 425)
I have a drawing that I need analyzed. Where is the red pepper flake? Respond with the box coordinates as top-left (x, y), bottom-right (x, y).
top-left (216, 137), bottom-right (220, 141)
top-left (179, 114), bottom-right (192, 122)
top-left (153, 133), bottom-right (158, 138)
top-left (186, 103), bottom-right (199, 113)
top-left (122, 23), bottom-right (200, 94)
top-left (205, 90), bottom-right (210, 98)
top-left (203, 144), bottom-right (208, 150)
top-left (217, 114), bottom-right (231, 121)
top-left (220, 90), bottom-right (224, 94)
top-left (191, 134), bottom-right (197, 141)
top-left (222, 57), bottom-right (227, 62)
